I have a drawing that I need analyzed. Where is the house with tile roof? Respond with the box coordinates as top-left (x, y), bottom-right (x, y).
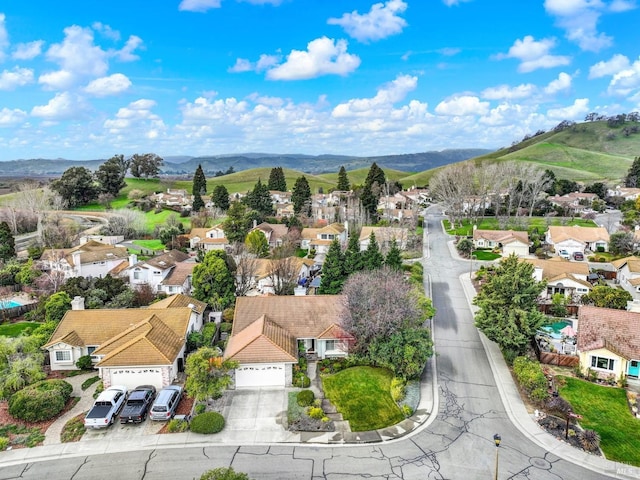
top-left (188, 226), bottom-right (229, 252)
top-left (300, 222), bottom-right (348, 255)
top-left (359, 226), bottom-right (409, 251)
top-left (43, 294), bottom-right (207, 390)
top-left (607, 186), bottom-right (640, 201)
top-left (224, 295), bottom-right (353, 387)
top-left (577, 305), bottom-right (640, 381)
top-left (250, 222), bottom-right (289, 249)
top-left (248, 257), bottom-right (316, 295)
top-left (472, 229), bottom-right (529, 257)
top-left (157, 261), bottom-right (197, 296)
top-left (124, 250), bottom-right (190, 293)
top-left (611, 256), bottom-right (640, 298)
top-left (546, 225), bottom-right (610, 255)
top-left (40, 240), bottom-right (129, 279)
top-left (522, 257), bottom-right (592, 302)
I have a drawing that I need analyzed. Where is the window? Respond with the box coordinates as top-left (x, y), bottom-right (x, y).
top-left (87, 346), bottom-right (96, 355)
top-left (55, 350), bottom-right (71, 362)
top-left (133, 270), bottom-right (141, 280)
top-left (591, 355), bottom-right (615, 371)
top-left (325, 340), bottom-right (336, 351)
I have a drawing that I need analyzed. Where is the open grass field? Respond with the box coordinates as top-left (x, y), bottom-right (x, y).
top-left (443, 217), bottom-right (597, 236)
top-left (322, 366), bottom-right (404, 431)
top-left (317, 167), bottom-right (410, 188)
top-left (0, 322), bottom-right (40, 337)
top-left (132, 239), bottom-right (165, 251)
top-left (559, 376), bottom-right (640, 465)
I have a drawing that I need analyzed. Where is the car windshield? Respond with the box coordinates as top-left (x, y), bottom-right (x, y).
top-left (152, 406), bottom-right (167, 412)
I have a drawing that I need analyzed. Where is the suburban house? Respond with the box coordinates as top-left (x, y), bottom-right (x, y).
top-left (300, 222), bottom-right (348, 254)
top-left (607, 186), bottom-right (640, 201)
top-left (250, 222), bottom-right (289, 249)
top-left (359, 226), bottom-right (409, 251)
top-left (125, 250), bottom-right (191, 292)
top-left (523, 258), bottom-right (591, 302)
top-left (577, 305), bottom-right (640, 381)
top-left (472, 229), bottom-right (529, 257)
top-left (248, 257), bottom-right (316, 295)
top-left (188, 226), bottom-right (229, 251)
top-left (157, 261), bottom-right (197, 296)
top-left (149, 188), bottom-right (193, 209)
top-left (40, 240), bottom-right (129, 279)
top-left (545, 225), bottom-right (610, 255)
top-left (612, 256), bottom-right (640, 297)
top-left (547, 192), bottom-right (597, 214)
top-left (224, 295), bottom-right (354, 387)
top-left (43, 294), bottom-right (207, 390)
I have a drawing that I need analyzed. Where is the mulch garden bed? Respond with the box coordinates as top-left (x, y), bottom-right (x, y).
top-left (157, 394), bottom-right (195, 434)
top-left (537, 414), bottom-right (601, 456)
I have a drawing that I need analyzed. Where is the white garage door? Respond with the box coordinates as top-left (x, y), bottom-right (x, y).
top-left (235, 364), bottom-right (285, 388)
top-left (107, 368), bottom-right (164, 391)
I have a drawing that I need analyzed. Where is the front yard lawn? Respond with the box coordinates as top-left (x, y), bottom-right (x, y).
top-left (132, 239), bottom-right (166, 251)
top-left (472, 250), bottom-right (501, 261)
top-left (559, 376), bottom-right (640, 465)
top-left (322, 366), bottom-right (404, 431)
top-left (0, 322), bottom-right (40, 337)
top-left (444, 217), bottom-right (597, 236)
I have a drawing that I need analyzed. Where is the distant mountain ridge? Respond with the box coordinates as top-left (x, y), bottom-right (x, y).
top-left (0, 149), bottom-right (491, 177)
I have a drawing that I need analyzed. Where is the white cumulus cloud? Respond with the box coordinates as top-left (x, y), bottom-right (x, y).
top-left (442, 0), bottom-right (472, 5)
top-left (114, 35), bottom-right (143, 62)
top-left (12, 40), bottom-right (44, 60)
top-left (327, 0), bottom-right (408, 43)
top-left (589, 54), bottom-right (630, 78)
top-left (545, 72), bottom-right (573, 94)
top-left (435, 95), bottom-right (489, 116)
top-left (38, 70), bottom-right (75, 90)
top-left (84, 73), bottom-right (132, 97)
top-left (31, 92), bottom-right (87, 121)
top-left (607, 58), bottom-right (640, 96)
top-left (0, 67), bottom-right (34, 90)
top-left (104, 99), bottom-right (165, 138)
top-left (178, 0), bottom-right (222, 12)
top-left (546, 98), bottom-right (590, 120)
top-left (0, 14), bottom-right (8, 62)
top-left (481, 83), bottom-right (536, 100)
top-left (496, 36), bottom-right (571, 73)
top-left (266, 37), bottom-right (360, 80)
top-left (0, 107), bottom-right (27, 127)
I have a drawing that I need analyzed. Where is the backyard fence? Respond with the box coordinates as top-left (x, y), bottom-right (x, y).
top-left (0, 302), bottom-right (38, 320)
top-left (539, 351), bottom-right (579, 368)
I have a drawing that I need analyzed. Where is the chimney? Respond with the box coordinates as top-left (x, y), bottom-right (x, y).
top-left (253, 219), bottom-right (257, 229)
top-left (71, 296), bottom-right (85, 310)
top-left (129, 253), bottom-right (138, 266)
top-left (294, 286), bottom-right (307, 296)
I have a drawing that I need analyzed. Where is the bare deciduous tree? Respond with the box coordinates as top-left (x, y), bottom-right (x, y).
top-left (235, 249), bottom-right (259, 296)
top-left (267, 256), bottom-right (299, 295)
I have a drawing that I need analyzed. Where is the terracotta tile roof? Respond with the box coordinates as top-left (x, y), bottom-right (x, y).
top-left (577, 305), bottom-right (640, 360)
top-left (522, 258), bottom-right (589, 279)
top-left (188, 228), bottom-right (210, 239)
top-left (224, 315), bottom-right (298, 363)
top-left (93, 315), bottom-right (184, 367)
top-left (226, 296), bottom-right (350, 363)
top-left (359, 226), bottom-right (409, 243)
top-left (547, 226), bottom-right (609, 244)
top-left (611, 256), bottom-right (640, 272)
top-left (319, 223), bottom-right (345, 235)
top-left (254, 222), bottom-right (289, 240)
top-left (301, 228), bottom-right (320, 240)
top-left (159, 262), bottom-right (196, 286)
top-left (546, 273), bottom-right (592, 288)
top-left (42, 240), bottom-right (128, 267)
top-left (473, 229), bottom-right (529, 244)
top-left (142, 250), bottom-right (189, 269)
top-left (150, 293), bottom-right (207, 314)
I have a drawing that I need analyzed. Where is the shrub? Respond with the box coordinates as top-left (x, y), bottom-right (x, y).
top-left (513, 357), bottom-right (548, 396)
top-left (199, 467), bottom-right (250, 480)
top-left (220, 322), bottom-right (233, 333)
top-left (93, 381), bottom-right (104, 399)
top-left (401, 404), bottom-right (413, 417)
top-left (81, 376), bottom-right (100, 391)
top-left (307, 406), bottom-right (324, 420)
top-left (292, 373), bottom-right (310, 388)
top-left (580, 429), bottom-right (601, 452)
top-left (8, 379), bottom-right (73, 422)
top-left (390, 377), bottom-right (406, 403)
top-left (167, 418), bottom-right (190, 433)
top-left (195, 403), bottom-right (207, 415)
top-left (0, 437), bottom-right (9, 451)
top-left (297, 389), bottom-right (315, 407)
top-left (190, 412), bottom-right (225, 434)
top-left (75, 355), bottom-right (94, 370)
top-left (60, 415), bottom-right (85, 443)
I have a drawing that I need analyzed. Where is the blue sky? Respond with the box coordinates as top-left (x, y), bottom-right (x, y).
top-left (0, 0), bottom-right (638, 161)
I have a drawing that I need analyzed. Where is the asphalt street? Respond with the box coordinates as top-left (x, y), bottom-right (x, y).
top-left (0, 209), bottom-right (623, 479)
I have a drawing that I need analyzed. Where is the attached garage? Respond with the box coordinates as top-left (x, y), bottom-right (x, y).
top-left (104, 367), bottom-right (165, 391)
top-left (235, 363), bottom-right (286, 388)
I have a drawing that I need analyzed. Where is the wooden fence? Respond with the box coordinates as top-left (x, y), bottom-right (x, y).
top-left (0, 302), bottom-right (38, 320)
top-left (539, 351), bottom-right (579, 368)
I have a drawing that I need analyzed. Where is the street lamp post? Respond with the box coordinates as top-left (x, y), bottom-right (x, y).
top-left (470, 254), bottom-right (477, 280)
top-left (493, 434), bottom-right (501, 480)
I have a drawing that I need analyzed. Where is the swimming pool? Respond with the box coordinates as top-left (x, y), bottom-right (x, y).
top-left (540, 320), bottom-right (572, 339)
top-left (1, 300), bottom-right (23, 309)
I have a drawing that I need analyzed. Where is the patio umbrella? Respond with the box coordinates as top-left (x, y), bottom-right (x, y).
top-left (560, 325), bottom-right (576, 337)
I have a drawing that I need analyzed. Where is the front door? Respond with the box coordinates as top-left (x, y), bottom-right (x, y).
top-left (629, 360), bottom-right (640, 378)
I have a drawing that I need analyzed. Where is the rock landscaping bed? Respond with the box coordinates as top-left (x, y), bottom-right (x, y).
top-left (537, 414), bottom-right (601, 456)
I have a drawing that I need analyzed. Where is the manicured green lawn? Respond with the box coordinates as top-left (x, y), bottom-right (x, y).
top-left (559, 376), bottom-right (640, 465)
top-left (132, 239), bottom-right (165, 251)
top-left (322, 366), bottom-right (404, 431)
top-left (472, 250), bottom-right (501, 261)
top-left (0, 322), bottom-right (40, 337)
top-left (444, 217), bottom-right (597, 236)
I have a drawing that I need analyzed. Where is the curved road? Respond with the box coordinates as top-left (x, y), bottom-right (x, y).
top-left (0, 210), bottom-right (617, 479)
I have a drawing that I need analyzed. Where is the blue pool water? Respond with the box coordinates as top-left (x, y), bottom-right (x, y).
top-left (1, 300), bottom-right (22, 309)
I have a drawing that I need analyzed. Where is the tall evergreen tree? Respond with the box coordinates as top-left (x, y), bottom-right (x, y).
top-left (344, 232), bottom-right (363, 274)
top-left (50, 166), bottom-right (99, 208)
top-left (337, 166), bottom-right (350, 191)
top-left (384, 238), bottom-right (403, 271)
top-left (625, 156), bottom-right (640, 187)
top-left (360, 163), bottom-right (386, 222)
top-left (222, 201), bottom-right (250, 243)
top-left (268, 166), bottom-right (287, 191)
top-left (95, 154), bottom-right (129, 197)
top-left (363, 232), bottom-right (384, 270)
top-left (192, 250), bottom-right (236, 310)
top-left (292, 176), bottom-right (312, 215)
top-left (245, 179), bottom-right (273, 216)
top-left (192, 191), bottom-right (205, 212)
top-left (192, 164), bottom-right (207, 194)
top-left (318, 238), bottom-right (345, 294)
top-left (0, 221), bottom-right (16, 261)
top-left (212, 184), bottom-right (230, 211)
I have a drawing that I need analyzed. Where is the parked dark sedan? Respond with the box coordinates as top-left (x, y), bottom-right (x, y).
top-left (573, 252), bottom-right (584, 261)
